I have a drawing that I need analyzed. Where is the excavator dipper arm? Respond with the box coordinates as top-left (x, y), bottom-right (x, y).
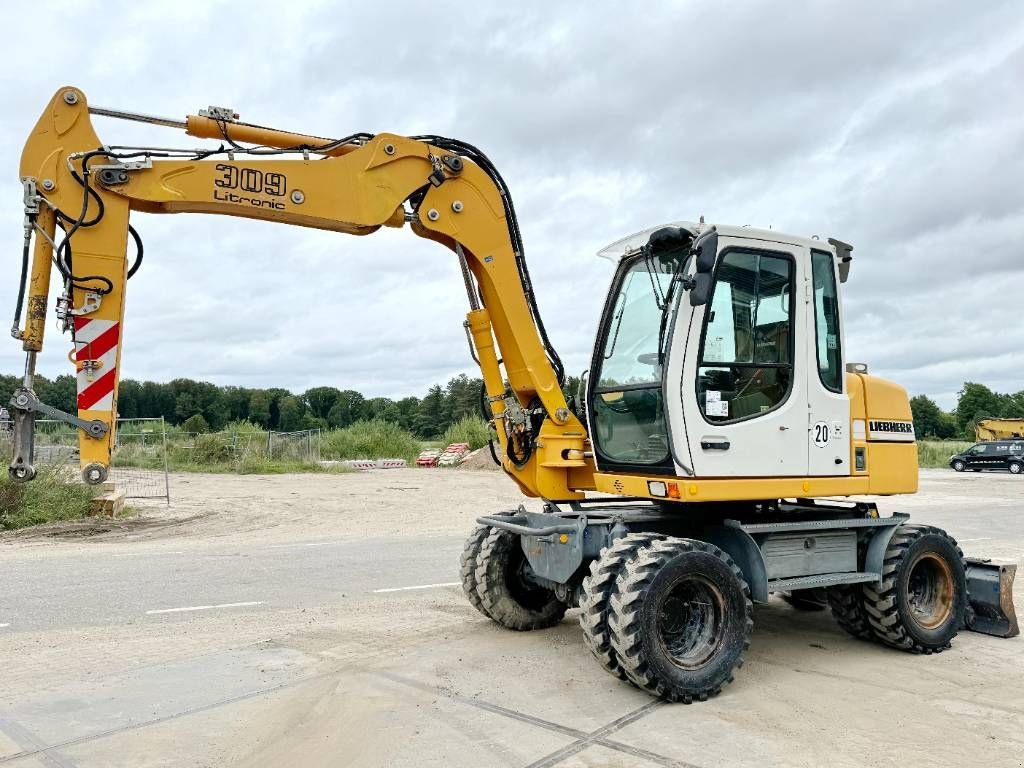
top-left (10, 87), bottom-right (593, 499)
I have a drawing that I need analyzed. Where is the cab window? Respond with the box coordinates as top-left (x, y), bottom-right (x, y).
top-left (591, 256), bottom-right (677, 466)
top-left (811, 250), bottom-right (843, 392)
top-left (697, 249), bottom-right (794, 423)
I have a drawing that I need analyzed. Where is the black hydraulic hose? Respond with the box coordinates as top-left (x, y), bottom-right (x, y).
top-left (413, 135), bottom-right (566, 386)
top-left (11, 224), bottom-right (32, 335)
top-left (53, 218), bottom-right (114, 295)
top-left (127, 224), bottom-right (143, 278)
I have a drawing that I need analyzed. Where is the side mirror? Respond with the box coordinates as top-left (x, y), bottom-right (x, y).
top-left (646, 226), bottom-right (693, 268)
top-left (694, 229), bottom-right (718, 273)
top-left (689, 272), bottom-right (713, 306)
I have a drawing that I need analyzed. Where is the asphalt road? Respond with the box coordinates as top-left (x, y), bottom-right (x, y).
top-left (0, 468), bottom-right (1022, 767)
top-left (0, 536), bottom-right (462, 632)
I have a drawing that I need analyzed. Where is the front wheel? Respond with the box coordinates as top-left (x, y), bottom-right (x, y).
top-left (951, 460), bottom-right (965, 472)
top-left (607, 538), bottom-right (752, 703)
top-left (1009, 461), bottom-right (1022, 475)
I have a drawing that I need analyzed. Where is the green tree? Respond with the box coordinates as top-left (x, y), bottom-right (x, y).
top-left (910, 395), bottom-right (944, 438)
top-left (277, 395), bottom-right (307, 432)
top-left (445, 374), bottom-right (481, 422)
top-left (248, 390), bottom-right (271, 427)
top-left (414, 385), bottom-right (447, 437)
top-left (305, 386), bottom-right (341, 420)
top-left (956, 382), bottom-right (1001, 430)
top-left (265, 388), bottom-right (290, 430)
top-left (362, 396), bottom-right (400, 423)
top-left (396, 396), bottom-right (420, 432)
top-left (117, 379), bottom-right (142, 419)
top-left (326, 390), bottom-right (365, 428)
top-left (182, 413), bottom-right (211, 433)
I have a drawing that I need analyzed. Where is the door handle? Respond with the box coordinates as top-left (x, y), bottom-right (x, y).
top-left (701, 439), bottom-right (730, 451)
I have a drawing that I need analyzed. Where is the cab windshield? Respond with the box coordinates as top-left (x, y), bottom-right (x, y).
top-left (598, 257), bottom-right (677, 387)
top-left (591, 256), bottom-right (680, 469)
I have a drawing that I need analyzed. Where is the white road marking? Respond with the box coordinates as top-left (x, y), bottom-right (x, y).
top-left (372, 582), bottom-right (460, 594)
top-left (268, 541), bottom-right (346, 548)
top-left (113, 551), bottom-right (185, 557)
top-left (145, 601), bottom-right (264, 615)
top-left (0, 623), bottom-right (10, 628)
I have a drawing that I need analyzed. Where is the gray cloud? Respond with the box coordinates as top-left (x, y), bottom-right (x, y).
top-left (2, 0), bottom-right (1022, 409)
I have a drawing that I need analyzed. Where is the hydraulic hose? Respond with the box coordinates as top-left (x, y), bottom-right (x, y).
top-left (11, 227), bottom-right (32, 337)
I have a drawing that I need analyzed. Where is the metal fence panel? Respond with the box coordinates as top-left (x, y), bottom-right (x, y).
top-left (1, 417), bottom-right (171, 503)
top-left (2, 421), bottom-right (321, 503)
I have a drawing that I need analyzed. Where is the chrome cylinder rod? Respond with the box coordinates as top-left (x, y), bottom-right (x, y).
top-left (88, 106), bottom-right (186, 130)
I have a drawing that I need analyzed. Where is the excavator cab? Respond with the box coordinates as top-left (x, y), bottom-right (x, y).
top-left (587, 222), bottom-right (857, 484)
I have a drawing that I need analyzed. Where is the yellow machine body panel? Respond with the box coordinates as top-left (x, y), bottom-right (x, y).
top-left (593, 371), bottom-right (917, 503)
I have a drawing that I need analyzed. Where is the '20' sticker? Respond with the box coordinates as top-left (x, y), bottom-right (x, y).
top-left (813, 421), bottom-right (830, 448)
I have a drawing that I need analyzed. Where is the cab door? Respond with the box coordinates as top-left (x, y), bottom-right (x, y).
top-left (806, 248), bottom-right (851, 475)
top-left (680, 240), bottom-right (807, 476)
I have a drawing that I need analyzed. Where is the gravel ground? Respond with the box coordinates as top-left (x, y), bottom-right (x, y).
top-left (0, 468), bottom-right (1021, 767)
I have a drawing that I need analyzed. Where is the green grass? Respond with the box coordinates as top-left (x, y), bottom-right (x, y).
top-left (320, 420), bottom-right (422, 462)
top-left (440, 416), bottom-right (491, 451)
top-left (0, 463), bottom-right (98, 531)
top-left (918, 439), bottom-right (972, 469)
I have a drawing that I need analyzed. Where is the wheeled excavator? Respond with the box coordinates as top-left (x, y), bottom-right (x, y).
top-left (9, 87), bottom-right (1018, 702)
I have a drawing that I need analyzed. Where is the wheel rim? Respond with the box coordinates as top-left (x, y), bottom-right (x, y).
top-left (656, 576), bottom-right (726, 670)
top-left (1011, 464), bottom-right (1021, 474)
top-left (505, 545), bottom-right (553, 611)
top-left (907, 552), bottom-right (954, 630)
top-left (953, 462), bottom-right (963, 471)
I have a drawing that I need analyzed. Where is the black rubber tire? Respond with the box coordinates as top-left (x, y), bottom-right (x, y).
top-left (475, 527), bottom-right (567, 631)
top-left (579, 533), bottom-right (667, 680)
top-left (826, 585), bottom-right (875, 640)
top-left (780, 588), bottom-right (828, 611)
top-left (863, 525), bottom-right (967, 653)
top-left (460, 523), bottom-right (495, 619)
top-left (607, 537), bottom-right (753, 703)
top-left (1009, 461), bottom-right (1022, 475)
top-left (951, 460), bottom-right (965, 472)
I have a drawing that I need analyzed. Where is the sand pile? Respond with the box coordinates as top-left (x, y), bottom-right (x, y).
top-left (457, 446), bottom-right (501, 471)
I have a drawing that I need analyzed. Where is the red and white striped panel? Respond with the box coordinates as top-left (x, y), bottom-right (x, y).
top-left (73, 317), bottom-right (120, 412)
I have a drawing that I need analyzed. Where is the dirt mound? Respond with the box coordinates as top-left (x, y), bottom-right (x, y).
top-left (457, 446), bottom-right (501, 471)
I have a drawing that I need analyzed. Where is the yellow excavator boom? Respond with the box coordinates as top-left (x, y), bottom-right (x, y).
top-left (10, 86), bottom-right (593, 498)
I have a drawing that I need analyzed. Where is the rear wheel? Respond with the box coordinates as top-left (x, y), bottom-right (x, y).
top-left (826, 585), bottom-right (875, 640)
top-left (460, 523), bottom-right (495, 618)
top-left (579, 533), bottom-right (667, 680)
top-left (780, 588), bottom-right (828, 611)
top-left (475, 527), bottom-right (567, 631)
top-left (607, 538), bottom-right (752, 703)
top-left (1009, 461), bottom-right (1022, 475)
top-left (952, 460), bottom-right (965, 472)
top-left (863, 525), bottom-right (966, 653)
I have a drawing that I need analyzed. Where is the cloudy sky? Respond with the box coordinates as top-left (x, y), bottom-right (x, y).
top-left (2, 1), bottom-right (1021, 408)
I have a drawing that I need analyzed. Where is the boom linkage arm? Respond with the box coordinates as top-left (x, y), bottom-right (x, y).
top-left (11, 87), bottom-right (593, 499)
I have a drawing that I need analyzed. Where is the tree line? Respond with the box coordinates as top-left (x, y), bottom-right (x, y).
top-left (911, 382), bottom-right (1024, 439)
top-left (0, 373), bottom-right (496, 437)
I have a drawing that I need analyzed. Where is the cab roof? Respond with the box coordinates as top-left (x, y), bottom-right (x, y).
top-left (597, 221), bottom-right (839, 262)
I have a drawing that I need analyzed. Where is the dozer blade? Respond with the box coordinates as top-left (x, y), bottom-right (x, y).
top-left (964, 558), bottom-right (1019, 638)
